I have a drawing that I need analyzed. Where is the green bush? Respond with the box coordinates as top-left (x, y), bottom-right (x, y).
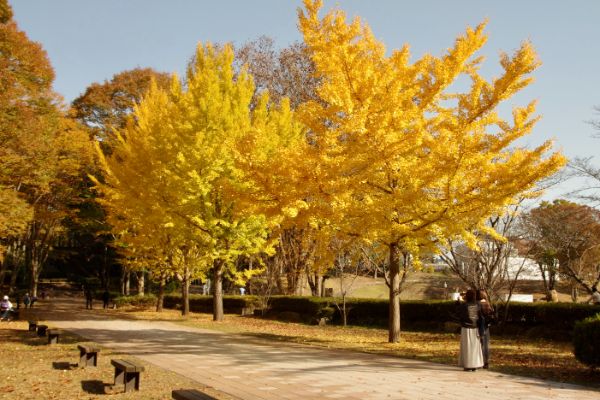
top-left (163, 294), bottom-right (260, 314)
top-left (573, 313), bottom-right (600, 368)
top-left (114, 294), bottom-right (157, 308)
top-left (268, 296), bottom-right (330, 321)
top-left (498, 302), bottom-right (600, 330)
top-left (328, 299), bottom-right (458, 329)
top-left (158, 292), bottom-right (600, 337)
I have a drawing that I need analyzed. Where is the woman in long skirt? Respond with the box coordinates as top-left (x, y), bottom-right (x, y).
top-left (457, 289), bottom-right (484, 371)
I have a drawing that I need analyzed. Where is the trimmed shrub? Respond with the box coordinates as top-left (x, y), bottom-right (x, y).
top-left (158, 292), bottom-right (600, 338)
top-left (573, 313), bottom-right (600, 368)
top-left (497, 302), bottom-right (600, 330)
top-left (114, 294), bottom-right (157, 308)
top-left (164, 294), bottom-right (260, 314)
top-left (268, 296), bottom-right (330, 322)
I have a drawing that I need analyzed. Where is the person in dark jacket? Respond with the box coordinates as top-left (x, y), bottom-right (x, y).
top-left (457, 289), bottom-right (484, 371)
top-left (477, 290), bottom-right (495, 369)
top-left (102, 290), bottom-right (110, 309)
top-left (85, 288), bottom-right (93, 310)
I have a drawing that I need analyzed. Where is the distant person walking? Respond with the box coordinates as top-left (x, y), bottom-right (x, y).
top-left (23, 293), bottom-right (31, 309)
top-left (477, 290), bottom-right (495, 369)
top-left (456, 289), bottom-right (484, 371)
top-left (85, 288), bottom-right (93, 310)
top-left (0, 295), bottom-right (14, 321)
top-left (102, 290), bottom-right (110, 309)
top-left (587, 287), bottom-right (600, 305)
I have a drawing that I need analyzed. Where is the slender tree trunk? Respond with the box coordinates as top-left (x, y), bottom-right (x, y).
top-left (213, 261), bottom-right (224, 321)
top-left (156, 274), bottom-right (165, 312)
top-left (124, 272), bottom-right (130, 295)
top-left (181, 266), bottom-right (190, 316)
top-left (571, 284), bottom-right (579, 303)
top-left (30, 260), bottom-right (40, 298)
top-left (388, 242), bottom-right (401, 343)
top-left (0, 257), bottom-right (7, 286)
top-left (137, 271), bottom-right (145, 296)
top-left (9, 263), bottom-right (21, 295)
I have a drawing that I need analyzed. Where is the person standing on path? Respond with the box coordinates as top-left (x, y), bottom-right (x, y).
top-left (102, 290), bottom-right (110, 309)
top-left (586, 287), bottom-right (600, 305)
top-left (477, 290), bottom-right (495, 369)
top-left (85, 287), bottom-right (93, 310)
top-left (23, 293), bottom-right (31, 309)
top-left (457, 289), bottom-right (484, 371)
top-left (0, 295), bottom-right (14, 321)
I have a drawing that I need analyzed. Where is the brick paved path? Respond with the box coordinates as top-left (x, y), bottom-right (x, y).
top-left (41, 297), bottom-right (599, 400)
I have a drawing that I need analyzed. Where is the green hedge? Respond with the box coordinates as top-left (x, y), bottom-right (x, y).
top-left (497, 302), bottom-right (600, 331)
top-left (573, 313), bottom-right (600, 367)
top-left (114, 294), bottom-right (157, 308)
top-left (123, 292), bottom-right (600, 337)
top-left (163, 294), bottom-right (260, 314)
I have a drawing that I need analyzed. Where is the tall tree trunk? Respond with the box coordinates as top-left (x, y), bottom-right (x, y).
top-left (137, 270), bottom-right (145, 296)
top-left (388, 242), bottom-right (401, 343)
top-left (156, 274), bottom-right (165, 312)
top-left (213, 261), bottom-right (224, 321)
top-left (0, 257), bottom-right (7, 286)
top-left (30, 259), bottom-right (40, 297)
top-left (124, 271), bottom-right (130, 295)
top-left (9, 263), bottom-right (21, 295)
top-left (181, 266), bottom-right (190, 316)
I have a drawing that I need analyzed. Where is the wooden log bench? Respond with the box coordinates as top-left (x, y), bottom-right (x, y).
top-left (111, 359), bottom-right (145, 392)
top-left (172, 389), bottom-right (218, 400)
top-left (78, 344), bottom-right (100, 367)
top-left (37, 324), bottom-right (48, 337)
top-left (28, 320), bottom-right (37, 332)
top-left (47, 329), bottom-right (62, 344)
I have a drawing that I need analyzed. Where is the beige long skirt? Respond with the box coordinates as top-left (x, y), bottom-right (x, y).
top-left (458, 327), bottom-right (484, 369)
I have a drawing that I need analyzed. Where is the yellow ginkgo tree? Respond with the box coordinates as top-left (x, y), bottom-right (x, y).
top-left (95, 43), bottom-right (306, 320)
top-left (295, 0), bottom-right (566, 342)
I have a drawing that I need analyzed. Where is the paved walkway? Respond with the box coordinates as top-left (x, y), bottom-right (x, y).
top-left (40, 297), bottom-right (598, 400)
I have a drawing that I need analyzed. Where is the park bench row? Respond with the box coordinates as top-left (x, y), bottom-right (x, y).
top-left (26, 320), bottom-right (218, 397)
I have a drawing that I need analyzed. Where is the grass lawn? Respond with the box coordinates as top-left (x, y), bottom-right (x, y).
top-left (110, 305), bottom-right (600, 388)
top-left (0, 320), bottom-right (234, 399)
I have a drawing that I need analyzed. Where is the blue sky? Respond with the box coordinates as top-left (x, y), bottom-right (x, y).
top-left (10, 0), bottom-right (600, 199)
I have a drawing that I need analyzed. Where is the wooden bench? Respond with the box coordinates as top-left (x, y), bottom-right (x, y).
top-left (28, 320), bottom-right (37, 332)
top-left (37, 324), bottom-right (48, 337)
top-left (78, 344), bottom-right (100, 367)
top-left (47, 329), bottom-right (62, 344)
top-left (172, 389), bottom-right (218, 400)
top-left (111, 359), bottom-right (145, 392)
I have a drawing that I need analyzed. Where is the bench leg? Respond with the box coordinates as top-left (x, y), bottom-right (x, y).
top-left (124, 372), bottom-right (140, 392)
top-left (114, 368), bottom-right (125, 386)
top-left (80, 351), bottom-right (98, 367)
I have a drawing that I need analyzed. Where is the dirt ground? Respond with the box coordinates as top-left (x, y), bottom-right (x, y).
top-left (0, 318), bottom-right (234, 400)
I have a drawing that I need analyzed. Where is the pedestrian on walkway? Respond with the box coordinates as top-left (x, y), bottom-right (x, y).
top-left (0, 295), bottom-right (14, 321)
top-left (477, 290), bottom-right (495, 369)
top-left (23, 293), bottom-right (31, 309)
top-left (102, 290), bottom-right (110, 309)
top-left (85, 287), bottom-right (94, 309)
top-left (586, 287), bottom-right (600, 305)
top-left (457, 289), bottom-right (484, 371)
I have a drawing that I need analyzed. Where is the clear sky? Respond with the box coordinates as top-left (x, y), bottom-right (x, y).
top-left (9, 0), bottom-right (600, 199)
